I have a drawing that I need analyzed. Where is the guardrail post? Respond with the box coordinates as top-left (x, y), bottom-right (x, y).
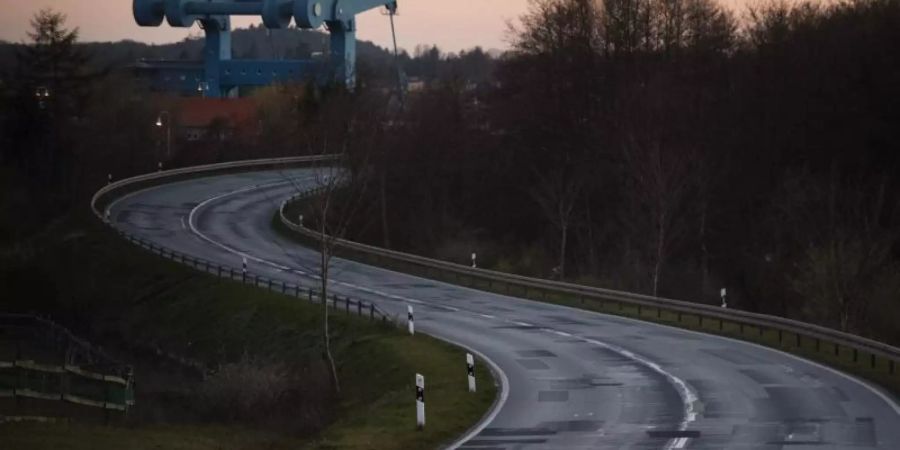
top-left (699, 315), bottom-right (703, 328)
top-left (834, 343), bottom-right (840, 356)
top-left (815, 338), bottom-right (820, 352)
top-left (637, 305), bottom-right (642, 316)
top-left (281, 281), bottom-right (286, 294)
top-left (871, 354), bottom-right (876, 369)
top-left (370, 303), bottom-right (375, 319)
top-left (796, 333), bottom-right (801, 348)
top-left (295, 285), bottom-right (300, 297)
top-left (719, 319), bottom-right (724, 331)
top-left (357, 300), bottom-right (362, 316)
top-left (890, 360), bottom-right (895, 375)
top-left (308, 289), bottom-right (314, 303)
top-left (778, 330), bottom-right (783, 345)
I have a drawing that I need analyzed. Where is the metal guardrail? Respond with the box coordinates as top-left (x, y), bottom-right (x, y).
top-left (279, 187), bottom-right (900, 392)
top-left (91, 155), bottom-right (339, 219)
top-left (90, 155), bottom-right (394, 324)
top-left (0, 314), bottom-right (135, 418)
top-left (115, 230), bottom-right (393, 323)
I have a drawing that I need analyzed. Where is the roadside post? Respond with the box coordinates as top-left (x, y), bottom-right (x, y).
top-left (416, 373), bottom-right (425, 429)
top-left (467, 353), bottom-right (476, 393)
top-left (471, 252), bottom-right (477, 268)
top-left (407, 305), bottom-right (415, 335)
top-left (720, 288), bottom-right (728, 308)
top-left (242, 257), bottom-right (248, 282)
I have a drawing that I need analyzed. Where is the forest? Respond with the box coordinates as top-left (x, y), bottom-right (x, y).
top-left (1, 0), bottom-right (899, 348)
top-left (347, 0), bottom-right (900, 345)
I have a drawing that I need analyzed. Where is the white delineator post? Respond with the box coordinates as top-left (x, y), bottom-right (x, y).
top-left (107, 173), bottom-right (112, 185)
top-left (720, 288), bottom-right (728, 308)
top-left (466, 353), bottom-right (476, 393)
top-left (158, 162), bottom-right (163, 172)
top-left (471, 252), bottom-right (477, 268)
top-left (242, 257), bottom-right (248, 282)
top-left (416, 373), bottom-right (425, 429)
top-left (407, 305), bottom-right (415, 335)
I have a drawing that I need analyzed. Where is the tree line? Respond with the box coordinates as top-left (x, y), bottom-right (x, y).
top-left (347, 0), bottom-right (900, 345)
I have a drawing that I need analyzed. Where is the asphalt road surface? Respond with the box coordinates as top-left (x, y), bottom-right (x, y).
top-left (107, 168), bottom-right (900, 449)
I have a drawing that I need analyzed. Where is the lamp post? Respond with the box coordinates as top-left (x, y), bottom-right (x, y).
top-left (34, 86), bottom-right (50, 110)
top-left (156, 111), bottom-right (172, 160)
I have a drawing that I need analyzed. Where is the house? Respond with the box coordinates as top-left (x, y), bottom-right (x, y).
top-left (176, 97), bottom-right (259, 142)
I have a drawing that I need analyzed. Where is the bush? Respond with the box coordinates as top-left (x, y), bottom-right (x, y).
top-left (197, 354), bottom-right (333, 433)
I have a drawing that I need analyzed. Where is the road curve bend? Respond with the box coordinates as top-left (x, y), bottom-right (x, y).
top-left (107, 168), bottom-right (900, 450)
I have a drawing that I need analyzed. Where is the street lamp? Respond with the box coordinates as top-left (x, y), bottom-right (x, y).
top-left (156, 111), bottom-right (172, 160)
top-left (35, 86), bottom-right (50, 110)
top-left (197, 82), bottom-right (209, 98)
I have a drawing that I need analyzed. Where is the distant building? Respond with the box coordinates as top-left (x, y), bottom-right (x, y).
top-left (175, 98), bottom-right (259, 142)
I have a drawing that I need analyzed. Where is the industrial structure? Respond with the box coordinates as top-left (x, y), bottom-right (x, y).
top-left (133, 0), bottom-right (397, 97)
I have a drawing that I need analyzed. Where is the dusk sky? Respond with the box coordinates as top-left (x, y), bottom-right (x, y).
top-left (0, 1), bottom-right (810, 53)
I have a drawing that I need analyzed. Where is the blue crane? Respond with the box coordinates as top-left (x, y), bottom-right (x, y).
top-left (133, 0), bottom-right (398, 97)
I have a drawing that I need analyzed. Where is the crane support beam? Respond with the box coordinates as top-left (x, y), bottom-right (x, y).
top-left (133, 0), bottom-right (395, 95)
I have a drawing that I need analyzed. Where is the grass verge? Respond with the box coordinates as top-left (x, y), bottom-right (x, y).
top-left (0, 212), bottom-right (497, 449)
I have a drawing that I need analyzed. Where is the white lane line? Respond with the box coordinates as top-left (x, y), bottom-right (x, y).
top-left (186, 181), bottom-right (443, 312)
top-left (132, 177), bottom-right (703, 449)
top-left (182, 180), bottom-right (512, 448)
top-left (576, 334), bottom-right (697, 450)
top-left (438, 335), bottom-right (510, 450)
top-left (180, 216), bottom-right (187, 230)
top-left (478, 313), bottom-right (496, 319)
top-left (533, 299), bottom-right (900, 419)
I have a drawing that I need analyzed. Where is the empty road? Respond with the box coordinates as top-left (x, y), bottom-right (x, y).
top-left (107, 168), bottom-right (900, 449)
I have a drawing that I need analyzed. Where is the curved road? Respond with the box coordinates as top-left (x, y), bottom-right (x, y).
top-left (108, 168), bottom-right (900, 449)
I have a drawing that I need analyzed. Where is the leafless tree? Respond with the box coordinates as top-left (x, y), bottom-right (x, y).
top-left (530, 164), bottom-right (584, 279)
top-left (282, 90), bottom-right (381, 394)
top-left (621, 129), bottom-right (697, 297)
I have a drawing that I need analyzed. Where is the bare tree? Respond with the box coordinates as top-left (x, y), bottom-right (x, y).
top-left (530, 164), bottom-right (583, 280)
top-left (283, 90), bottom-right (381, 394)
top-left (621, 131), bottom-right (697, 297)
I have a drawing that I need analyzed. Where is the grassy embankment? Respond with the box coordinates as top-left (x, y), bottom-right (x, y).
top-left (0, 212), bottom-right (497, 450)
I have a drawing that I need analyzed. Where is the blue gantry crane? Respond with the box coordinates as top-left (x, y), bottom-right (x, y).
top-left (133, 0), bottom-right (398, 97)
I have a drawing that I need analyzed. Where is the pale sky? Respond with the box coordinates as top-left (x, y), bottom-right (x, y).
top-left (0, 1), bottom-right (803, 53)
